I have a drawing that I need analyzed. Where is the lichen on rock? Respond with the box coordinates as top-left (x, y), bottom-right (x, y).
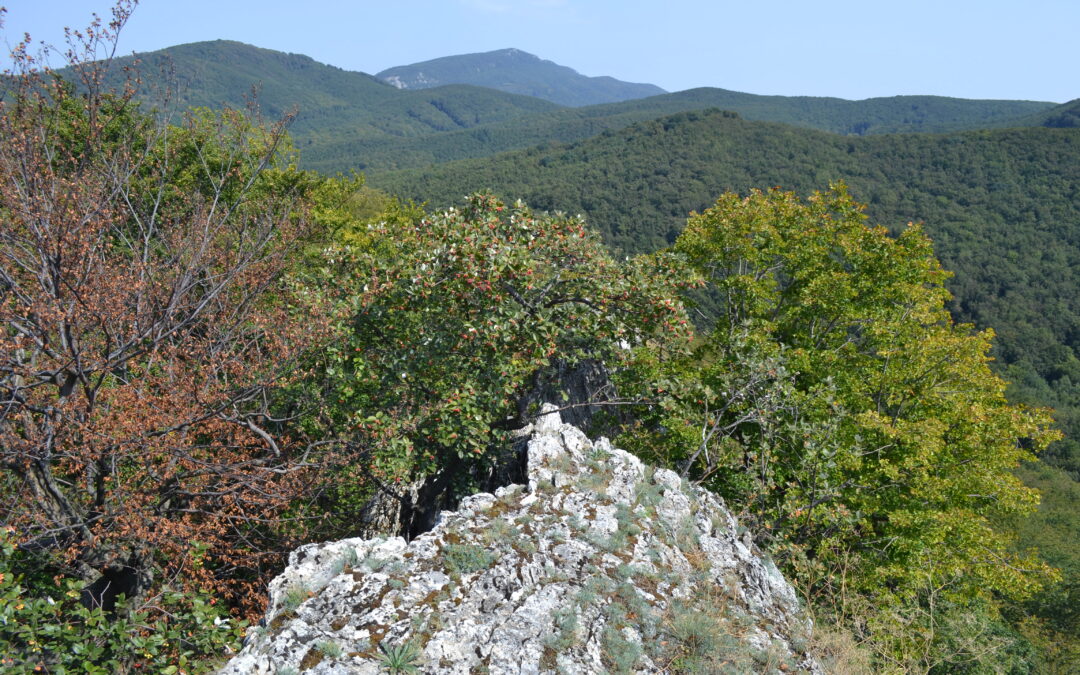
top-left (221, 404), bottom-right (822, 674)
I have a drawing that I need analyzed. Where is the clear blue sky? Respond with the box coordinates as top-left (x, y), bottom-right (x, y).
top-left (1, 0), bottom-right (1075, 103)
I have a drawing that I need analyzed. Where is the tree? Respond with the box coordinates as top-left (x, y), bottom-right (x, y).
top-left (305, 192), bottom-right (697, 535)
top-left (618, 186), bottom-right (1060, 669)
top-left (0, 3), bottom-right (329, 619)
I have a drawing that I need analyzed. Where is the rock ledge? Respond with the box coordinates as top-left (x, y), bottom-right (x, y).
top-left (222, 406), bottom-right (821, 674)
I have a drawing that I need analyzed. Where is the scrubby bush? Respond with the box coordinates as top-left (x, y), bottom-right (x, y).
top-left (0, 530), bottom-right (244, 673)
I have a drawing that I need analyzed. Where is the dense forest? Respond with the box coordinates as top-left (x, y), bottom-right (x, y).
top-left (300, 91), bottom-right (1061, 174)
top-left (100, 40), bottom-right (1061, 175)
top-left (2, 4), bottom-right (1078, 673)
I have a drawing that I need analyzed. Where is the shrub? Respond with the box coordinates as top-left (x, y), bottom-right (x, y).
top-left (0, 530), bottom-right (244, 673)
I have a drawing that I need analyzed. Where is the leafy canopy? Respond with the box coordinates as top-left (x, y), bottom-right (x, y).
top-left (618, 186), bottom-right (1060, 668)
top-left (311, 192), bottom-right (697, 485)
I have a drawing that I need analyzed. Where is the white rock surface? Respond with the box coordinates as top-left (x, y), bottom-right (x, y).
top-left (221, 405), bottom-right (821, 674)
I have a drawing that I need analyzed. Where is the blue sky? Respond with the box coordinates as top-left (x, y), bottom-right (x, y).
top-left (1, 0), bottom-right (1076, 103)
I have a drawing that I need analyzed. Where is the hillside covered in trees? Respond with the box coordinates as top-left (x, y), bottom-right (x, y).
top-left (101, 40), bottom-right (1058, 174)
top-left (300, 89), bottom-right (1062, 174)
top-left (2, 4), bottom-right (1078, 672)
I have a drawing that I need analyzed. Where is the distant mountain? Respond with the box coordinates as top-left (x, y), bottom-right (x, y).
top-left (86, 41), bottom-right (1061, 176)
top-left (98, 41), bottom-right (561, 140)
top-left (376, 48), bottom-right (666, 107)
top-left (620, 89), bottom-right (1056, 135)
top-left (301, 86), bottom-right (1058, 173)
top-left (1018, 98), bottom-right (1080, 128)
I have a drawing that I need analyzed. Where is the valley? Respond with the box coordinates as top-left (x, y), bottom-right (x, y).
top-left (5, 21), bottom-right (1076, 670)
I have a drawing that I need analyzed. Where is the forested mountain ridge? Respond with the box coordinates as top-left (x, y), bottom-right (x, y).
top-left (95, 40), bottom-right (562, 141)
top-left (90, 40), bottom-right (1059, 175)
top-left (1019, 97), bottom-right (1080, 128)
top-left (590, 87), bottom-right (1057, 135)
top-left (376, 47), bottom-right (666, 106)
top-left (301, 86), bottom-right (1061, 173)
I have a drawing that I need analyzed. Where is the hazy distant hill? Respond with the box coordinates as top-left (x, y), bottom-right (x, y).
top-left (303, 87), bottom-right (1060, 173)
top-left (623, 89), bottom-right (1056, 135)
top-left (103, 40), bottom-right (561, 141)
top-left (84, 41), bottom-right (1060, 175)
top-left (1019, 98), bottom-right (1080, 128)
top-left (376, 48), bottom-right (666, 107)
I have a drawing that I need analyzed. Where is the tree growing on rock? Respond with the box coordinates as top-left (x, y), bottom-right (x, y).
top-left (306, 192), bottom-right (698, 537)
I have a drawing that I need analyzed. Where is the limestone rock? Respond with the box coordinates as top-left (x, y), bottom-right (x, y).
top-left (221, 405), bottom-right (821, 674)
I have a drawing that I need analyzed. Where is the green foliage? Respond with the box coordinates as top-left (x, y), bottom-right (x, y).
top-left (308, 173), bottom-right (392, 242)
top-left (1001, 461), bottom-right (1080, 673)
top-left (144, 105), bottom-right (303, 199)
top-left (0, 531), bottom-right (244, 673)
top-left (376, 111), bottom-right (1080, 479)
top-left (619, 186), bottom-right (1060, 668)
top-left (376, 639), bottom-right (422, 674)
top-left (307, 192), bottom-right (696, 494)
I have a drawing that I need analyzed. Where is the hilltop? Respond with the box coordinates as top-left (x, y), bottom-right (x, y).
top-left (376, 47), bottom-right (666, 106)
top-left (1021, 97), bottom-right (1080, 128)
top-left (99, 40), bottom-right (561, 141)
top-left (84, 41), bottom-right (1058, 174)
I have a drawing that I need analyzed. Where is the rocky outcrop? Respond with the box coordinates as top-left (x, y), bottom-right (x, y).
top-left (353, 359), bottom-right (615, 542)
top-left (222, 406), bottom-right (821, 674)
